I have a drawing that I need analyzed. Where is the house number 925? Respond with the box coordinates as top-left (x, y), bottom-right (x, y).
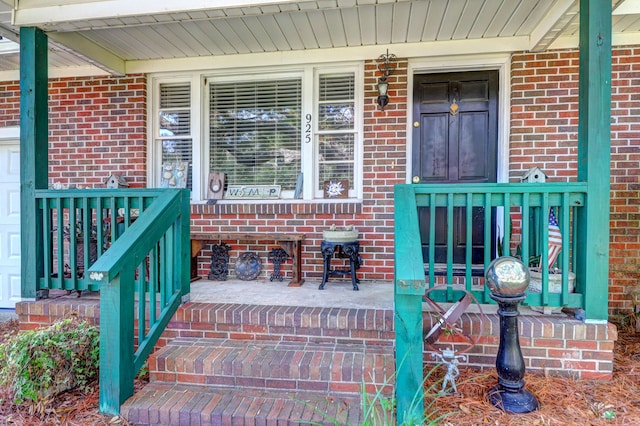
top-left (304, 114), bottom-right (312, 144)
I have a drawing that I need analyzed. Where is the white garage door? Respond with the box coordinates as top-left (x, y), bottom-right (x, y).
top-left (0, 139), bottom-right (21, 308)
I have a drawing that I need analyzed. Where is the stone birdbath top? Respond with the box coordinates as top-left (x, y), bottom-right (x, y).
top-left (322, 225), bottom-right (359, 242)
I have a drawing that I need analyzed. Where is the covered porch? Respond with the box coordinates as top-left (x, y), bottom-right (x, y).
top-left (2, 0), bottom-right (622, 422)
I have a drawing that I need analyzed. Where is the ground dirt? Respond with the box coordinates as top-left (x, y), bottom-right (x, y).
top-left (1, 318), bottom-right (640, 425)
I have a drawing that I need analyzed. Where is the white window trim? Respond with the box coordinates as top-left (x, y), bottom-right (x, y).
top-left (148, 62), bottom-right (363, 203)
top-left (147, 73), bottom-right (200, 198)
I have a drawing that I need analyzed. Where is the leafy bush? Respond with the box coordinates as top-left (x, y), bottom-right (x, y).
top-left (0, 316), bottom-right (99, 404)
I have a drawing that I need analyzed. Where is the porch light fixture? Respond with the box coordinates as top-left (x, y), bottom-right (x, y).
top-left (377, 49), bottom-right (397, 111)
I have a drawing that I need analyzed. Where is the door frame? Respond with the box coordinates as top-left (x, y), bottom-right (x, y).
top-left (407, 54), bottom-right (511, 246)
top-left (407, 54), bottom-right (511, 185)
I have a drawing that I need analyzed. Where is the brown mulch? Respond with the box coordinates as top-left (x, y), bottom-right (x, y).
top-left (2, 319), bottom-right (640, 425)
top-left (425, 322), bottom-right (640, 425)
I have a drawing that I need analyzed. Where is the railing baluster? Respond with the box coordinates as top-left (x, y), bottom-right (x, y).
top-left (483, 192), bottom-right (493, 302)
top-left (522, 193), bottom-right (530, 267)
top-left (560, 193), bottom-right (571, 306)
top-left (42, 200), bottom-right (53, 290)
top-left (56, 197), bottom-right (65, 287)
top-left (136, 256), bottom-right (146, 342)
top-left (465, 193), bottom-right (473, 292)
top-left (503, 193), bottom-right (511, 256)
top-left (446, 193), bottom-right (454, 299)
top-left (428, 193), bottom-right (436, 288)
top-left (160, 235), bottom-right (167, 307)
top-left (149, 244), bottom-right (158, 323)
top-left (540, 193), bottom-right (550, 306)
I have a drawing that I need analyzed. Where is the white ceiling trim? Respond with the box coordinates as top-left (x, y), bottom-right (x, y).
top-left (127, 36), bottom-right (530, 74)
top-left (0, 64), bottom-right (109, 81)
top-left (13, 0), bottom-right (316, 26)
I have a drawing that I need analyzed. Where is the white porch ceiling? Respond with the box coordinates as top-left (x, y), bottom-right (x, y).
top-left (0, 0), bottom-right (637, 77)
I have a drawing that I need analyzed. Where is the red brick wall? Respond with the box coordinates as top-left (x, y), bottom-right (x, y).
top-left (0, 75), bottom-right (147, 188)
top-left (0, 81), bottom-right (20, 127)
top-left (511, 48), bottom-right (640, 313)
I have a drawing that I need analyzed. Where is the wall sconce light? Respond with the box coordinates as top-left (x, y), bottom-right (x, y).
top-left (377, 49), bottom-right (397, 111)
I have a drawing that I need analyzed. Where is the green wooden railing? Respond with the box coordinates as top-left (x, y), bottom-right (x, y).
top-left (34, 188), bottom-right (191, 415)
top-left (36, 189), bottom-right (171, 294)
top-left (393, 182), bottom-right (590, 424)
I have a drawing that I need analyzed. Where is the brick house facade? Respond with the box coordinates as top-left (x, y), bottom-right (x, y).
top-left (1, 48), bottom-right (638, 315)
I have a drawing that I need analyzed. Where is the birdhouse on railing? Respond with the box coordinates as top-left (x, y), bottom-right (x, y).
top-left (105, 174), bottom-right (129, 188)
top-left (518, 167), bottom-right (547, 183)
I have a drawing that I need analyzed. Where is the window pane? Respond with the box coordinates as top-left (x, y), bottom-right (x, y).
top-left (319, 74), bottom-right (355, 101)
top-left (160, 83), bottom-right (190, 108)
top-left (318, 163), bottom-right (354, 190)
top-left (318, 103), bottom-right (354, 131)
top-left (159, 110), bottom-right (191, 136)
top-left (209, 79), bottom-right (302, 191)
top-left (319, 134), bottom-right (354, 161)
top-left (162, 139), bottom-right (192, 189)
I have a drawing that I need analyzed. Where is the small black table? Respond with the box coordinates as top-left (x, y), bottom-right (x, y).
top-left (319, 240), bottom-right (360, 291)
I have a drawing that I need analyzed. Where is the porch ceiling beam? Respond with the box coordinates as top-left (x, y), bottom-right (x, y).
top-left (613, 0), bottom-right (640, 15)
top-left (529, 0), bottom-right (578, 52)
top-left (12, 0), bottom-right (304, 26)
top-left (47, 32), bottom-right (126, 76)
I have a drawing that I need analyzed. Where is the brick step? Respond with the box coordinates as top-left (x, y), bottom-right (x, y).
top-left (167, 304), bottom-right (395, 346)
top-left (120, 383), bottom-right (368, 425)
top-left (149, 337), bottom-right (395, 396)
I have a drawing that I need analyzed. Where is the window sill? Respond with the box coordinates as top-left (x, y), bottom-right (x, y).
top-left (191, 199), bottom-right (363, 215)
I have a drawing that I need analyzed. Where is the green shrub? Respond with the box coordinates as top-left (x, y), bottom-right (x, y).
top-left (0, 316), bottom-right (100, 404)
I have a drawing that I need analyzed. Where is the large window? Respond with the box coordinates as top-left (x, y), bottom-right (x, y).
top-left (209, 78), bottom-right (302, 194)
top-left (152, 65), bottom-right (361, 201)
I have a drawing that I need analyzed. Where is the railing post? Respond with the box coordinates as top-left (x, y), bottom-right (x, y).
top-left (97, 266), bottom-right (135, 415)
top-left (20, 27), bottom-right (48, 299)
top-left (394, 185), bottom-right (425, 424)
top-left (577, 0), bottom-right (612, 321)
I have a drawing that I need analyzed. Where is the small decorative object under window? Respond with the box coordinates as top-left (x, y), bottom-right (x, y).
top-left (160, 161), bottom-right (189, 188)
top-left (208, 242), bottom-right (231, 281)
top-left (207, 172), bottom-right (226, 201)
top-left (235, 252), bottom-right (262, 280)
top-left (268, 248), bottom-right (289, 282)
top-left (323, 180), bottom-right (349, 199)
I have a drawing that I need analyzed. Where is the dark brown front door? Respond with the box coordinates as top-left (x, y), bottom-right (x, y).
top-left (412, 70), bottom-right (498, 267)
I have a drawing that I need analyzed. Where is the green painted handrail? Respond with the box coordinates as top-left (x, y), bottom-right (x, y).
top-left (85, 189), bottom-right (190, 415)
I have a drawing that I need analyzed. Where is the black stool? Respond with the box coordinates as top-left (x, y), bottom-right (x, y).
top-left (319, 240), bottom-right (360, 291)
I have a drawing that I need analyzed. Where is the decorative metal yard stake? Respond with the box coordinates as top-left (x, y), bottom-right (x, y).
top-left (485, 256), bottom-right (539, 413)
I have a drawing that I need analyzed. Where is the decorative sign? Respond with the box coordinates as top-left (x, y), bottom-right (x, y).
top-left (323, 180), bottom-right (349, 199)
top-left (224, 185), bottom-right (281, 199)
top-left (207, 172), bottom-right (226, 200)
top-left (160, 161), bottom-right (189, 188)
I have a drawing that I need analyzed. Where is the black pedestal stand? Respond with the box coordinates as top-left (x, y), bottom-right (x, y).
top-left (488, 292), bottom-right (539, 413)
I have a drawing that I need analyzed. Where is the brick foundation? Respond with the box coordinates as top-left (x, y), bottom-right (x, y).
top-left (15, 293), bottom-right (617, 380)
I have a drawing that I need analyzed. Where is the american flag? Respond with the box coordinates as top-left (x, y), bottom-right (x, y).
top-left (542, 208), bottom-right (563, 270)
